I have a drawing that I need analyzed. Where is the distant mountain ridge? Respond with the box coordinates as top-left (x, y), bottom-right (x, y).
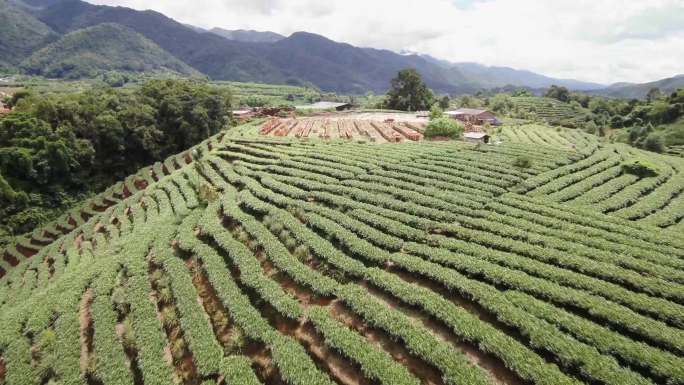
top-left (210, 28), bottom-right (285, 43)
top-left (2, 0), bottom-right (679, 96)
top-left (589, 74), bottom-right (684, 99)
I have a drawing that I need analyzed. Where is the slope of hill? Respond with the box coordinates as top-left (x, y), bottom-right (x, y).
top-left (1, 122), bottom-right (683, 385)
top-left (210, 28), bottom-right (285, 43)
top-left (590, 74), bottom-right (684, 99)
top-left (20, 23), bottom-right (199, 78)
top-left (0, 0), bottom-right (57, 68)
top-left (511, 96), bottom-right (590, 126)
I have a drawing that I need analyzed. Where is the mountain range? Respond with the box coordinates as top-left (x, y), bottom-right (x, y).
top-left (1, 0), bottom-right (681, 97)
top-left (587, 74), bottom-right (684, 99)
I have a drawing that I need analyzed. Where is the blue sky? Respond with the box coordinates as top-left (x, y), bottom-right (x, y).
top-left (91, 0), bottom-right (684, 84)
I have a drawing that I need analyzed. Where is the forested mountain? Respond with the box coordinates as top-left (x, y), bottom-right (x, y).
top-left (210, 28), bottom-right (285, 43)
top-left (20, 23), bottom-right (198, 78)
top-left (2, 0), bottom-right (679, 95)
top-left (0, 0), bottom-right (57, 70)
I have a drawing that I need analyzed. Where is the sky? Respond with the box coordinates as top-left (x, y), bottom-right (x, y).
top-left (89, 0), bottom-right (684, 85)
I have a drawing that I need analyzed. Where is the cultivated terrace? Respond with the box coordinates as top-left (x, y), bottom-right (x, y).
top-left (1, 122), bottom-right (683, 385)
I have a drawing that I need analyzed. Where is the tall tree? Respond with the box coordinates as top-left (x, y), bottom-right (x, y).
top-left (545, 85), bottom-right (570, 103)
top-left (384, 69), bottom-right (434, 112)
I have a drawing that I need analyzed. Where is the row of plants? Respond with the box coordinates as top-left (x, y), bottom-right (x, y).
top-left (178, 211), bottom-right (335, 385)
top-left (547, 165), bottom-right (625, 202)
top-left (445, 214), bottom-right (684, 296)
top-left (236, 190), bottom-right (496, 385)
top-left (613, 169), bottom-right (684, 220)
top-left (243, 188), bottom-right (631, 385)
top-left (482, 201), bottom-right (684, 273)
top-left (500, 193), bottom-right (684, 252)
top-left (529, 155), bottom-right (622, 196)
top-left (593, 163), bottom-right (675, 213)
top-left (517, 148), bottom-right (614, 193)
top-left (405, 243), bottom-right (684, 355)
top-left (236, 173), bottom-right (679, 385)
top-left (568, 173), bottom-right (640, 205)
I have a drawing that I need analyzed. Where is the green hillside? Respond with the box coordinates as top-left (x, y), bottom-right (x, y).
top-left (0, 0), bottom-right (57, 69)
top-left (511, 96), bottom-right (590, 126)
top-left (1, 123), bottom-right (683, 385)
top-left (20, 23), bottom-right (199, 79)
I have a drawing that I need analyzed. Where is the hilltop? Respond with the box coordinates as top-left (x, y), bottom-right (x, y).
top-left (1, 121), bottom-right (683, 385)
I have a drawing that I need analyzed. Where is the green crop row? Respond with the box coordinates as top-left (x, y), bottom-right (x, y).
top-left (176, 211), bottom-right (335, 385)
top-left (307, 306), bottom-right (421, 385)
top-left (199, 209), bottom-right (304, 319)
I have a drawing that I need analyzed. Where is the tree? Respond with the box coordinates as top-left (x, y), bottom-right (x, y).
top-left (512, 89), bottom-right (532, 97)
top-left (424, 118), bottom-right (464, 140)
top-left (438, 95), bottom-right (450, 109)
top-left (545, 85), bottom-right (570, 103)
top-left (429, 104), bottom-right (443, 120)
top-left (384, 69), bottom-right (434, 112)
top-left (646, 87), bottom-right (662, 102)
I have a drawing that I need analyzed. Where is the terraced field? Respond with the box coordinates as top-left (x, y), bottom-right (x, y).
top-left (512, 97), bottom-right (588, 126)
top-left (1, 123), bottom-right (683, 385)
top-left (502, 125), bottom-right (684, 232)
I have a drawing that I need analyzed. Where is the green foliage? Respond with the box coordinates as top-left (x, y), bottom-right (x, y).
top-left (429, 104), bottom-right (443, 120)
top-left (0, 0), bottom-right (57, 66)
top-left (20, 23), bottom-right (197, 79)
top-left (384, 69), bottom-right (434, 111)
top-left (438, 95), bottom-right (450, 109)
top-left (0, 78), bottom-right (231, 238)
top-left (242, 95), bottom-right (268, 107)
top-left (622, 160), bottom-right (659, 178)
top-left (513, 155), bottom-right (532, 168)
top-left (545, 85), bottom-right (570, 102)
top-left (424, 117), bottom-right (464, 139)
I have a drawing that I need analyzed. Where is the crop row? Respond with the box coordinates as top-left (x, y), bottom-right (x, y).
top-left (240, 186), bottom-right (669, 385)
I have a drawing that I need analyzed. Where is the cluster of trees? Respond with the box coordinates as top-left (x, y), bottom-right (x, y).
top-left (383, 69), bottom-right (449, 112)
top-left (0, 79), bottom-right (231, 240)
top-left (544, 86), bottom-right (684, 151)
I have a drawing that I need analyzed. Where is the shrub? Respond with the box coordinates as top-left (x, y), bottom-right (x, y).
top-left (424, 118), bottom-right (464, 140)
top-left (429, 104), bottom-right (444, 120)
top-left (622, 160), bottom-right (659, 178)
top-left (643, 133), bottom-right (665, 153)
top-left (513, 156), bottom-right (532, 168)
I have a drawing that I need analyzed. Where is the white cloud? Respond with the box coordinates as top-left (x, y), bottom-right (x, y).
top-left (89, 0), bottom-right (684, 84)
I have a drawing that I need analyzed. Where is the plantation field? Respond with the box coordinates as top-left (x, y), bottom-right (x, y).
top-left (512, 96), bottom-right (588, 126)
top-left (259, 118), bottom-right (426, 142)
top-left (1, 123), bottom-right (684, 385)
top-left (215, 81), bottom-right (321, 107)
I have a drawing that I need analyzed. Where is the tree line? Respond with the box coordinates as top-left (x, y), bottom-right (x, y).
top-left (0, 79), bottom-right (231, 241)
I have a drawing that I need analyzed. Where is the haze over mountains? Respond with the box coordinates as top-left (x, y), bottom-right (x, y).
top-left (1, 0), bottom-right (681, 97)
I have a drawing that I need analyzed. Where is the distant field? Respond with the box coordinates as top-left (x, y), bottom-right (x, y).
top-left (1, 123), bottom-right (683, 385)
top-left (512, 96), bottom-right (589, 126)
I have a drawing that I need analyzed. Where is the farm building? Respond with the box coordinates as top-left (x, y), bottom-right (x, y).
top-left (464, 132), bottom-right (491, 144)
top-left (446, 108), bottom-right (500, 126)
top-left (295, 101), bottom-right (353, 111)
